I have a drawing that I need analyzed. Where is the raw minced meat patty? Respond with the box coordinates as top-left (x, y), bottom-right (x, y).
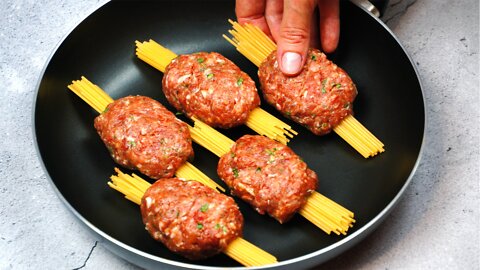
top-left (163, 52), bottom-right (260, 128)
top-left (217, 135), bottom-right (318, 223)
top-left (94, 95), bottom-right (193, 179)
top-left (258, 48), bottom-right (357, 135)
top-left (141, 178), bottom-right (243, 260)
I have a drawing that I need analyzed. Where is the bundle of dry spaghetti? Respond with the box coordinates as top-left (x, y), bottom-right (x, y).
top-left (108, 168), bottom-right (277, 266)
top-left (68, 76), bottom-right (224, 192)
top-left (135, 39), bottom-right (297, 145)
top-left (190, 118), bottom-right (355, 235)
top-left (69, 77), bottom-right (276, 266)
top-left (223, 19), bottom-right (384, 158)
top-left (69, 76), bottom-right (353, 235)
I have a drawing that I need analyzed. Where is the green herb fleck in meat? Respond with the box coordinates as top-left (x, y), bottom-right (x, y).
top-left (102, 107), bottom-right (109, 114)
top-left (200, 203), bottom-right (209, 213)
top-left (256, 167), bottom-right (262, 172)
top-left (321, 79), bottom-right (327, 93)
top-left (344, 102), bottom-right (351, 109)
top-left (215, 223), bottom-right (227, 232)
top-left (236, 78), bottom-right (244, 86)
top-left (207, 73), bottom-right (214, 79)
top-left (197, 223), bottom-right (204, 229)
top-left (321, 123), bottom-right (329, 129)
top-left (197, 58), bottom-right (205, 63)
top-left (127, 140), bottom-right (136, 148)
top-left (232, 168), bottom-right (239, 178)
top-left (266, 148), bottom-right (277, 156)
top-left (335, 83), bottom-right (342, 88)
top-left (311, 54), bottom-right (317, 61)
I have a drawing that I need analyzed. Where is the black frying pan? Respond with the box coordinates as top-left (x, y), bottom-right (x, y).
top-left (33, 0), bottom-right (424, 269)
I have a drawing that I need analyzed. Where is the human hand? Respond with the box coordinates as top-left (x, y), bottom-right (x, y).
top-left (235, 0), bottom-right (340, 75)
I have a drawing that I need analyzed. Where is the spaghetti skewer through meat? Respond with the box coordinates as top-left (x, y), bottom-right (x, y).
top-left (135, 39), bottom-right (297, 145)
top-left (109, 168), bottom-right (277, 265)
top-left (68, 76), bottom-right (223, 191)
top-left (190, 118), bottom-right (355, 235)
top-left (69, 76), bottom-right (354, 235)
top-left (68, 77), bottom-right (276, 266)
top-left (223, 20), bottom-right (384, 158)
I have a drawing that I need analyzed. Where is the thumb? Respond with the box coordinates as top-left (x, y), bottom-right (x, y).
top-left (276, 0), bottom-right (316, 76)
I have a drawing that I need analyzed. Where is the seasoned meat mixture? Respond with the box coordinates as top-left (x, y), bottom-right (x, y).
top-left (94, 96), bottom-right (193, 179)
top-left (163, 52), bottom-right (260, 128)
top-left (141, 178), bottom-right (243, 259)
top-left (258, 48), bottom-right (357, 135)
top-left (217, 135), bottom-right (317, 223)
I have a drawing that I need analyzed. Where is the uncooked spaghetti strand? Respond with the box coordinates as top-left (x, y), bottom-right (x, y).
top-left (301, 197), bottom-right (354, 234)
top-left (135, 39), bottom-right (177, 71)
top-left (299, 207), bottom-right (349, 235)
top-left (337, 126), bottom-right (376, 157)
top-left (189, 118), bottom-right (234, 157)
top-left (108, 168), bottom-right (277, 267)
top-left (68, 79), bottom-right (99, 111)
top-left (135, 39), bottom-right (178, 73)
top-left (224, 22), bottom-right (273, 66)
top-left (298, 205), bottom-right (341, 235)
top-left (175, 162), bottom-right (225, 192)
top-left (68, 78), bottom-right (227, 193)
top-left (245, 108), bottom-right (298, 145)
top-left (67, 81), bottom-right (100, 113)
top-left (245, 22), bottom-right (276, 51)
top-left (343, 115), bottom-right (384, 152)
top-left (310, 192), bottom-right (354, 218)
top-left (68, 76), bottom-right (113, 113)
top-left (108, 167), bottom-right (150, 205)
top-left (229, 32), bottom-right (267, 63)
top-left (136, 39), bottom-right (295, 144)
top-left (109, 164), bottom-right (224, 199)
top-left (227, 19), bottom-right (275, 59)
top-left (224, 21), bottom-right (386, 158)
top-left (189, 117), bottom-right (356, 235)
top-left (334, 115), bottom-right (385, 158)
top-left (334, 123), bottom-right (372, 158)
top-left (188, 126), bottom-right (230, 157)
top-left (224, 33), bottom-right (264, 67)
top-left (299, 191), bottom-right (355, 235)
top-left (82, 76), bottom-right (114, 105)
top-left (224, 237), bottom-right (277, 266)
top-left (337, 117), bottom-right (378, 155)
top-left (75, 76), bottom-right (113, 110)
top-left (240, 20), bottom-right (276, 51)
top-left (68, 76), bottom-right (236, 158)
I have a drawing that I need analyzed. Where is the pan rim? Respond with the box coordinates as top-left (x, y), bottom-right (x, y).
top-left (31, 0), bottom-right (426, 269)
top-left (277, 1), bottom-right (427, 268)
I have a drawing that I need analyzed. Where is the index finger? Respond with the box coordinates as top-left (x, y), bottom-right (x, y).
top-left (235, 0), bottom-right (273, 38)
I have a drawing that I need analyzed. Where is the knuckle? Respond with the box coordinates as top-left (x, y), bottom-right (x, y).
top-left (279, 27), bottom-right (310, 45)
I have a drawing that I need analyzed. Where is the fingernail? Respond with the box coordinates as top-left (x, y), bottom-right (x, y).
top-left (281, 52), bottom-right (302, 75)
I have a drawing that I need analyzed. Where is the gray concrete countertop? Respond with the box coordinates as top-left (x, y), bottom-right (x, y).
top-left (0, 0), bottom-right (478, 269)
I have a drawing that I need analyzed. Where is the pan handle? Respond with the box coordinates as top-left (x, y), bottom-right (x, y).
top-left (350, 0), bottom-right (384, 18)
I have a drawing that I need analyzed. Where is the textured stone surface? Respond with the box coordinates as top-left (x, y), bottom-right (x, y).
top-left (0, 0), bottom-right (478, 269)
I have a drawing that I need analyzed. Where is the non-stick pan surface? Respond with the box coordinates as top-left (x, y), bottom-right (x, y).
top-left (34, 0), bottom-right (424, 269)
